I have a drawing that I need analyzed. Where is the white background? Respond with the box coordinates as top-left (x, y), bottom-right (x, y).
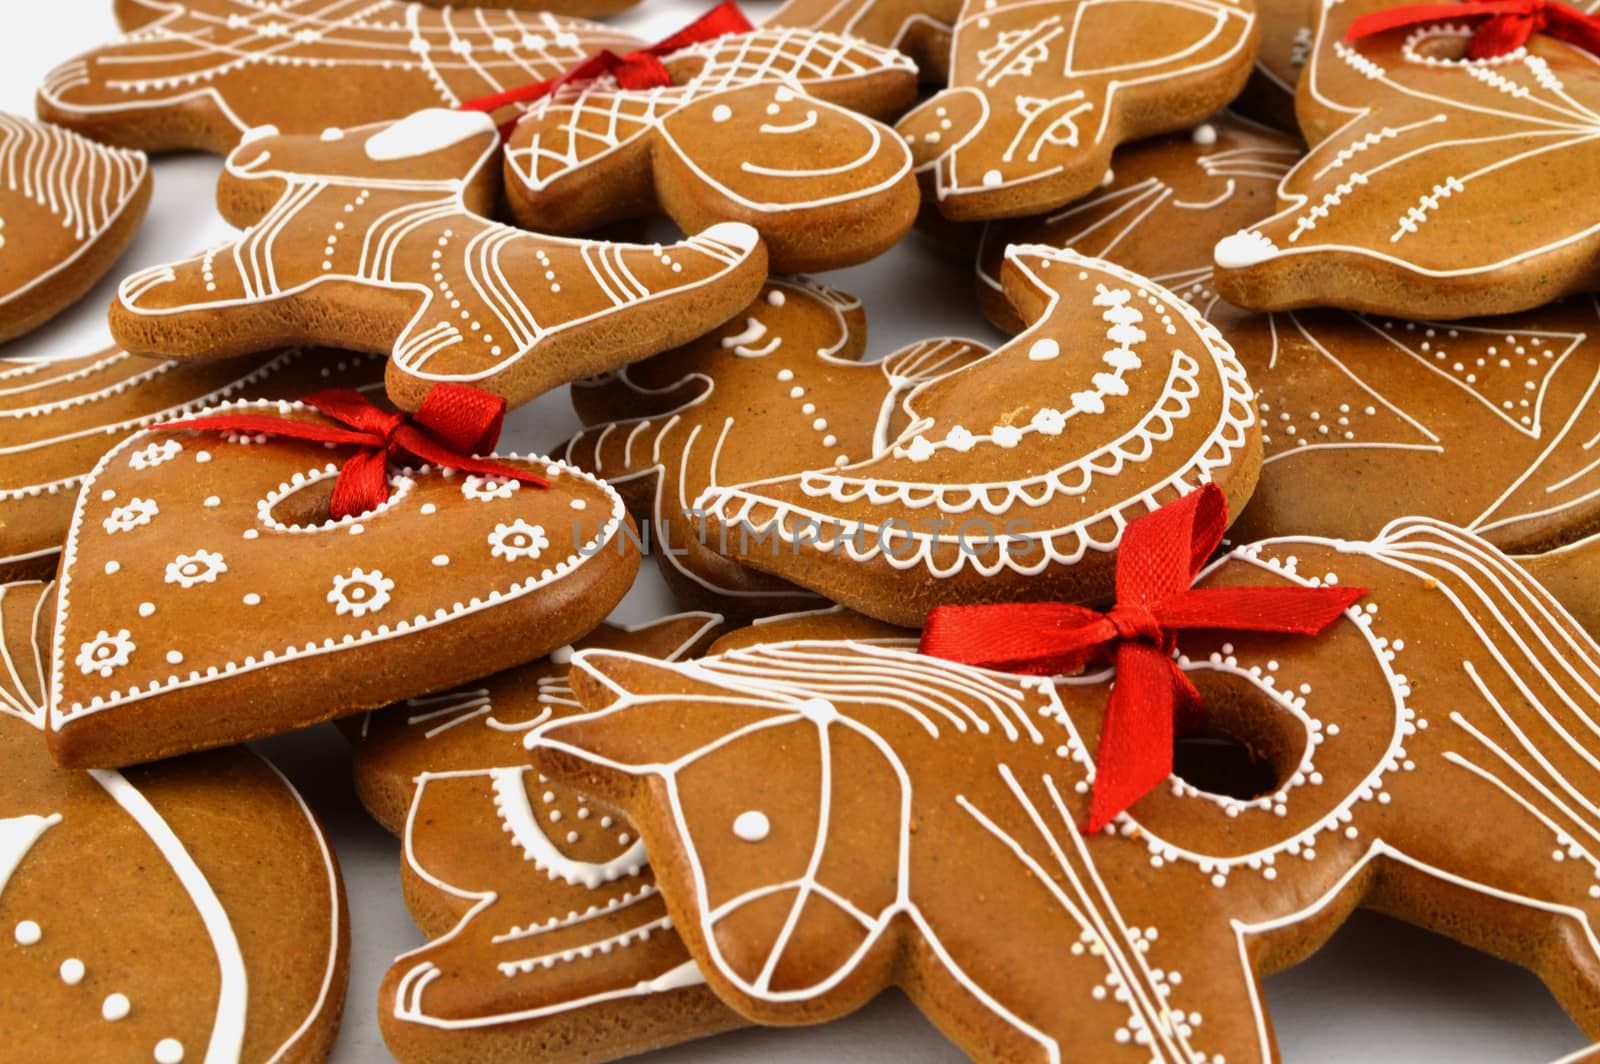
top-left (3, 1), bottom-right (1593, 1060)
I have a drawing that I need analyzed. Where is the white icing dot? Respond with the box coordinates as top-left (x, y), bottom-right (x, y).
top-left (732, 810), bottom-right (770, 842)
top-left (981, 169), bottom-right (1002, 187)
top-left (166, 651), bottom-right (184, 665)
top-left (154, 1039), bottom-right (185, 1064)
top-left (431, 555), bottom-right (450, 567)
top-left (59, 958), bottom-right (85, 985)
top-left (1028, 338), bottom-right (1060, 361)
top-left (712, 104), bottom-right (733, 122)
top-left (138, 602), bottom-right (156, 618)
top-left (14, 920), bottom-right (40, 945)
top-left (102, 993), bottom-right (131, 1021)
top-left (421, 503), bottom-right (438, 515)
top-left (243, 593), bottom-right (262, 606)
top-left (104, 561), bottom-right (121, 575)
top-left (1191, 123), bottom-right (1218, 146)
top-left (203, 496), bottom-right (221, 508)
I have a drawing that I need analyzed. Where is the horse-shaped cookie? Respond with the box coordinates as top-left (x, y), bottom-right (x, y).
top-left (564, 277), bottom-right (992, 619)
top-left (503, 28), bottom-right (919, 273)
top-left (1213, 0), bottom-right (1600, 319)
top-left (108, 109), bottom-right (766, 412)
top-left (694, 247), bottom-right (1260, 627)
top-left (896, 0), bottom-right (1260, 220)
top-left (37, 0), bottom-right (643, 153)
top-left (532, 518), bottom-right (1600, 1062)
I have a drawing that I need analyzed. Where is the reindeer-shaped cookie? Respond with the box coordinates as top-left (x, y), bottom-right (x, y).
top-left (350, 613), bottom-right (743, 1064)
top-left (37, 0), bottom-right (642, 153)
top-left (693, 247), bottom-right (1260, 627)
top-left (895, 0), bottom-right (1260, 221)
top-left (532, 518), bottom-right (1600, 1062)
top-left (108, 109), bottom-right (766, 411)
top-left (502, 29), bottom-right (919, 273)
top-left (1213, 0), bottom-right (1600, 319)
top-left (564, 277), bottom-right (991, 619)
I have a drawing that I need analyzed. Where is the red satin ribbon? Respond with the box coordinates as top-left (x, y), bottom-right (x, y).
top-left (918, 484), bottom-right (1367, 835)
top-left (457, 2), bottom-right (754, 135)
top-left (158, 384), bottom-right (547, 520)
top-left (1347, 0), bottom-right (1600, 60)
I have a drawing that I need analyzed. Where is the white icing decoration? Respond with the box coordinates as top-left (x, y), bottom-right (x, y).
top-left (101, 993), bottom-right (130, 1021)
top-left (490, 768), bottom-right (646, 889)
top-left (59, 958), bottom-right (84, 985)
top-left (732, 810), bottom-right (770, 842)
top-left (76, 630), bottom-right (135, 678)
top-left (1214, 230), bottom-right (1279, 269)
top-left (154, 1039), bottom-right (185, 1064)
top-left (102, 497), bottom-right (158, 534)
top-left (164, 549), bottom-right (228, 589)
top-left (14, 920), bottom-right (41, 945)
top-left (327, 567), bottom-right (394, 618)
top-left (489, 520), bottom-right (549, 562)
top-left (365, 109), bottom-right (496, 161)
top-left (0, 814), bottom-right (59, 896)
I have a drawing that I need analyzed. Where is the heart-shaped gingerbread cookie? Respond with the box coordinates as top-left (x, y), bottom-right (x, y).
top-left (48, 399), bottom-right (639, 767)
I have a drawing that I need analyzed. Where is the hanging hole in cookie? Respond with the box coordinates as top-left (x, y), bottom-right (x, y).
top-left (1172, 732), bottom-right (1279, 801)
top-left (1176, 669), bottom-right (1309, 803)
top-left (260, 468), bottom-right (416, 532)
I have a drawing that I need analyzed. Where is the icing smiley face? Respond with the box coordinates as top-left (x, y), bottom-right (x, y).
top-left (107, 110), bottom-right (766, 413)
top-left (535, 518), bottom-right (1600, 1062)
top-left (503, 29), bottom-right (919, 273)
top-left (0, 580), bottom-right (347, 1064)
top-left (694, 247), bottom-right (1260, 628)
top-left (896, 0), bottom-right (1261, 221)
top-left (0, 113), bottom-right (149, 343)
top-left (46, 399), bottom-right (640, 768)
top-left (37, 0), bottom-right (642, 154)
top-left (1213, 0), bottom-right (1600, 319)
top-left (352, 613), bottom-right (743, 1063)
top-left (565, 277), bottom-right (992, 619)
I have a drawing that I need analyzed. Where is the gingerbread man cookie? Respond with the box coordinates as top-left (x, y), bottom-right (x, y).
top-left (564, 277), bottom-right (992, 619)
top-left (37, 0), bottom-right (642, 154)
top-left (695, 248), bottom-right (1260, 628)
top-left (0, 579), bottom-right (348, 1064)
top-left (895, 0), bottom-right (1260, 221)
top-left (1213, 0), bottom-right (1600, 319)
top-left (766, 0), bottom-right (962, 81)
top-left (0, 113), bottom-right (149, 342)
top-left (535, 517), bottom-right (1600, 1062)
top-left (352, 613), bottom-right (742, 1064)
top-left (503, 29), bottom-right (919, 274)
top-left (47, 397), bottom-right (639, 768)
top-left (0, 347), bottom-right (383, 583)
top-left (108, 110), bottom-right (766, 413)
top-left (975, 113), bottom-right (1300, 332)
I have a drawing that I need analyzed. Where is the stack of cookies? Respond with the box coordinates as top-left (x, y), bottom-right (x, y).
top-left (6, 0), bottom-right (1600, 1061)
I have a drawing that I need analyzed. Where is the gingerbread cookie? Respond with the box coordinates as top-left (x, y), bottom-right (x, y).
top-left (352, 613), bottom-right (742, 1064)
top-left (412, 0), bottom-right (639, 15)
top-left (1232, 0), bottom-right (1314, 131)
top-left (47, 395), bottom-right (639, 767)
top-left (564, 277), bottom-right (992, 619)
top-left (503, 29), bottom-right (918, 274)
top-left (0, 579), bottom-right (348, 1063)
top-left (975, 113), bottom-right (1300, 332)
top-left (706, 602), bottom-right (916, 653)
top-left (0, 347), bottom-right (383, 583)
top-left (895, 0), bottom-right (1260, 221)
top-left (766, 0), bottom-right (961, 81)
top-left (535, 517), bottom-right (1600, 1062)
top-left (37, 0), bottom-right (642, 154)
top-left (695, 248), bottom-right (1260, 627)
top-left (1213, 1), bottom-right (1600, 319)
top-left (108, 110), bottom-right (766, 412)
top-left (0, 113), bottom-right (149, 342)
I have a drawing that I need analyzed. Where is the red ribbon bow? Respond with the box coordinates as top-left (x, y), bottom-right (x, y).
top-left (457, 2), bottom-right (754, 136)
top-left (159, 384), bottom-right (547, 520)
top-left (918, 484), bottom-right (1367, 835)
top-left (1347, 0), bottom-right (1600, 60)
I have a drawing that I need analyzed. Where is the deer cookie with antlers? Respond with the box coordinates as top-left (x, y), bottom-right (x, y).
top-left (531, 518), bottom-right (1600, 1062)
top-left (502, 28), bottom-right (920, 273)
top-left (108, 109), bottom-right (767, 412)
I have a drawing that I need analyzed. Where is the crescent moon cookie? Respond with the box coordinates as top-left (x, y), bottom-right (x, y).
top-left (694, 249), bottom-right (1260, 628)
top-left (533, 518), bottom-right (1600, 1062)
top-left (0, 348), bottom-right (384, 583)
top-left (503, 29), bottom-right (920, 275)
top-left (107, 110), bottom-right (766, 413)
top-left (45, 398), bottom-right (640, 768)
top-left (765, 0), bottom-right (963, 81)
top-left (0, 113), bottom-right (149, 343)
top-left (975, 113), bottom-right (1301, 332)
top-left (352, 613), bottom-right (744, 1064)
top-left (35, 0), bottom-right (642, 154)
top-left (1213, 0), bottom-right (1600, 319)
top-left (894, 0), bottom-right (1261, 221)
top-left (563, 277), bottom-right (993, 620)
top-left (0, 579), bottom-right (348, 1064)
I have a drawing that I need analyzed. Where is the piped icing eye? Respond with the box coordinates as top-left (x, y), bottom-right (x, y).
top-left (732, 810), bottom-right (770, 842)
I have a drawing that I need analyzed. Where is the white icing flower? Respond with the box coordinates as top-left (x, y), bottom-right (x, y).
top-left (129, 440), bottom-right (182, 470)
top-left (164, 549), bottom-right (228, 588)
top-left (944, 426), bottom-right (976, 452)
top-left (992, 425), bottom-right (1023, 448)
top-left (76, 629), bottom-right (135, 678)
top-left (902, 436), bottom-right (935, 463)
top-left (489, 520), bottom-right (549, 562)
top-left (462, 475), bottom-right (522, 501)
top-left (1031, 408), bottom-right (1067, 435)
top-left (328, 567), bottom-right (394, 618)
top-left (102, 497), bottom-right (159, 534)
